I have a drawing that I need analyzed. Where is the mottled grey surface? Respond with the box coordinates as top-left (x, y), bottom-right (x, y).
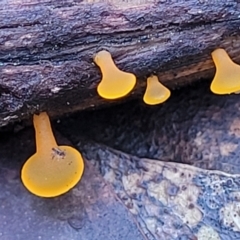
top-left (79, 141), bottom-right (240, 240)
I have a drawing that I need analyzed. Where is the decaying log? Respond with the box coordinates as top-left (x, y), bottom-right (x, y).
top-left (0, 0), bottom-right (240, 127)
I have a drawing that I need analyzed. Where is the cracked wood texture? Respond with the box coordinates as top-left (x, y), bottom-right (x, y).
top-left (0, 0), bottom-right (240, 127)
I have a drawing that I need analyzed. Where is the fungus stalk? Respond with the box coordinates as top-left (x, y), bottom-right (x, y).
top-left (94, 50), bottom-right (136, 99)
top-left (34, 112), bottom-right (57, 155)
top-left (21, 112), bottom-right (84, 197)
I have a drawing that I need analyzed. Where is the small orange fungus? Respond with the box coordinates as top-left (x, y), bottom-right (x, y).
top-left (94, 50), bottom-right (136, 99)
top-left (210, 48), bottom-right (240, 94)
top-left (21, 112), bottom-right (84, 197)
top-left (143, 75), bottom-right (171, 105)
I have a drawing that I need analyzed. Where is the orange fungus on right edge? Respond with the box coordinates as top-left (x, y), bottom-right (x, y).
top-left (210, 48), bottom-right (240, 94)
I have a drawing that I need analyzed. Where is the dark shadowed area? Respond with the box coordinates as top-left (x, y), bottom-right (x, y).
top-left (57, 80), bottom-right (240, 174)
top-left (1, 80), bottom-right (240, 239)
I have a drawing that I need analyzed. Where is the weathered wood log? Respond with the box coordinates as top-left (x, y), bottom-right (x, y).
top-left (0, 0), bottom-right (240, 127)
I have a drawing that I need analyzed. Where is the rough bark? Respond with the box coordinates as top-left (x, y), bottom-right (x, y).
top-left (0, 0), bottom-right (240, 126)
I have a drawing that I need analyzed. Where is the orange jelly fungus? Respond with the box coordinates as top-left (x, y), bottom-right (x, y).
top-left (143, 75), bottom-right (171, 105)
top-left (94, 50), bottom-right (136, 99)
top-left (21, 112), bottom-right (84, 197)
top-left (210, 48), bottom-right (240, 94)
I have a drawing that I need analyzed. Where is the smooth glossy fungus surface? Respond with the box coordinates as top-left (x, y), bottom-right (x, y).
top-left (94, 50), bottom-right (136, 99)
top-left (210, 48), bottom-right (240, 94)
top-left (21, 112), bottom-right (84, 197)
top-left (143, 75), bottom-right (171, 105)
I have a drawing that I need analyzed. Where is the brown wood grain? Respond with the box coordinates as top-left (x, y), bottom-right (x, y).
top-left (0, 0), bottom-right (240, 126)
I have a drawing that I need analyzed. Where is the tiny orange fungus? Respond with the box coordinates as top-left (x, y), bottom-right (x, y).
top-left (21, 112), bottom-right (84, 197)
top-left (210, 48), bottom-right (240, 94)
top-left (94, 50), bottom-right (136, 99)
top-left (143, 75), bottom-right (171, 105)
